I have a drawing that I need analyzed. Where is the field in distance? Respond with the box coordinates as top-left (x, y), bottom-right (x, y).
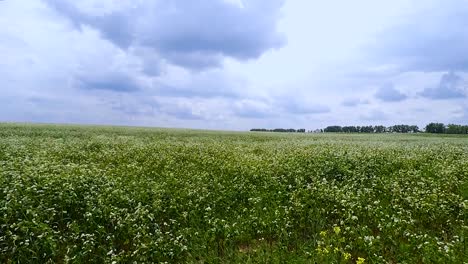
top-left (0, 123), bottom-right (467, 263)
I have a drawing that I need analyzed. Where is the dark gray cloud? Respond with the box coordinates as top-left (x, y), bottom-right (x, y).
top-left (46, 0), bottom-right (286, 70)
top-left (419, 72), bottom-right (466, 100)
top-left (76, 72), bottom-right (141, 92)
top-left (371, 0), bottom-right (468, 72)
top-left (164, 52), bottom-right (223, 70)
top-left (375, 83), bottom-right (407, 102)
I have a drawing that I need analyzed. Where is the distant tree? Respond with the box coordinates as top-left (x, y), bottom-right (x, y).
top-left (320, 123), bottom-right (464, 134)
top-left (425, 123), bottom-right (445, 134)
top-left (389, 125), bottom-right (401, 133)
top-left (342, 126), bottom-right (356, 133)
top-left (322, 124), bottom-right (419, 133)
top-left (360, 126), bottom-right (374, 133)
top-left (251, 128), bottom-right (314, 133)
top-left (374, 125), bottom-right (386, 133)
top-left (324, 126), bottom-right (343, 132)
top-left (409, 125), bottom-right (419, 133)
top-left (387, 124), bottom-right (418, 133)
top-left (446, 124), bottom-right (468, 134)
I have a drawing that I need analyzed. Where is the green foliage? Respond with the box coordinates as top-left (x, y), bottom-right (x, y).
top-left (324, 126), bottom-right (344, 132)
top-left (324, 125), bottom-right (420, 133)
top-left (425, 123), bottom-right (446, 134)
top-left (250, 128), bottom-right (304, 133)
top-left (446, 124), bottom-right (468, 134)
top-left (0, 123), bottom-right (467, 263)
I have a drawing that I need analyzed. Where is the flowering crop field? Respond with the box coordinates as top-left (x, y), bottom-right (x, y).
top-left (0, 124), bottom-right (467, 263)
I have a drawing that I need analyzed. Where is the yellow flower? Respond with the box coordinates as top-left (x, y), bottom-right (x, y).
top-left (334, 226), bottom-right (341, 235)
top-left (343, 252), bottom-right (351, 260)
top-left (320, 231), bottom-right (327, 237)
top-left (356, 257), bottom-right (365, 264)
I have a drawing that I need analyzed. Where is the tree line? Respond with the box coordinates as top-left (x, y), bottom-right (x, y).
top-left (323, 125), bottom-right (419, 133)
top-left (250, 123), bottom-right (468, 134)
top-left (250, 128), bottom-right (306, 133)
top-left (323, 123), bottom-right (468, 134)
top-left (425, 123), bottom-right (468, 134)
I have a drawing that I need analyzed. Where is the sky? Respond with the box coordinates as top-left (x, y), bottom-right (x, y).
top-left (1, 0), bottom-right (467, 130)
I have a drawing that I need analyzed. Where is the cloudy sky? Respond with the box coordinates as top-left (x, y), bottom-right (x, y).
top-left (1, 0), bottom-right (467, 130)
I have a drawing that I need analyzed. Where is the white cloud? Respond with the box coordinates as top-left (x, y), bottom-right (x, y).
top-left (1, 0), bottom-right (467, 130)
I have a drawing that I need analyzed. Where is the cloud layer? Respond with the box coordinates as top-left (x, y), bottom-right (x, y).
top-left (1, 0), bottom-right (467, 129)
top-left (46, 0), bottom-right (286, 70)
top-left (375, 84), bottom-right (407, 102)
top-left (419, 72), bottom-right (466, 100)
top-left (371, 0), bottom-right (468, 72)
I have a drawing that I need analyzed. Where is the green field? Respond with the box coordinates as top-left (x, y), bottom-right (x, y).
top-left (0, 124), bottom-right (467, 263)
